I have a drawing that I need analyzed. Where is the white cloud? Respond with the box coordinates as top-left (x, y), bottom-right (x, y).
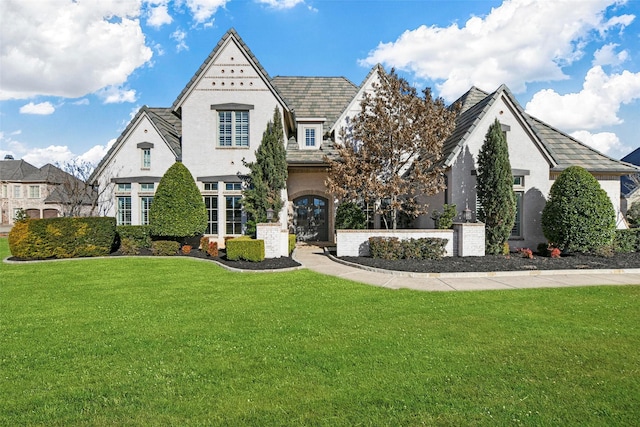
top-left (97, 86), bottom-right (138, 104)
top-left (360, 0), bottom-right (635, 101)
top-left (525, 66), bottom-right (640, 130)
top-left (78, 139), bottom-right (117, 166)
top-left (171, 29), bottom-right (189, 52)
top-left (23, 145), bottom-right (76, 167)
top-left (73, 98), bottom-right (90, 106)
top-left (185, 0), bottom-right (229, 24)
top-left (570, 130), bottom-right (630, 158)
top-left (0, 0), bottom-right (153, 100)
top-left (145, 1), bottom-right (173, 28)
top-left (19, 101), bottom-right (55, 115)
top-left (255, 0), bottom-right (305, 9)
top-left (592, 43), bottom-right (629, 66)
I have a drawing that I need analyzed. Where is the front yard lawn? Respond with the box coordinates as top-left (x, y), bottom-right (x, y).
top-left (1, 238), bottom-right (638, 426)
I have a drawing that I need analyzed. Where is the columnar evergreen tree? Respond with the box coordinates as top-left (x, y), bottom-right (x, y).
top-left (242, 107), bottom-right (288, 235)
top-left (542, 165), bottom-right (615, 252)
top-left (326, 68), bottom-right (458, 229)
top-left (476, 119), bottom-right (517, 254)
top-left (149, 162), bottom-right (207, 240)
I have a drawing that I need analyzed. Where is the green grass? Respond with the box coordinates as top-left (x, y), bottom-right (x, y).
top-left (1, 238), bottom-right (639, 426)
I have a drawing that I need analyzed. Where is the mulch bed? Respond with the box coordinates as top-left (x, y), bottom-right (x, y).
top-left (338, 252), bottom-right (640, 273)
top-left (109, 248), bottom-right (301, 270)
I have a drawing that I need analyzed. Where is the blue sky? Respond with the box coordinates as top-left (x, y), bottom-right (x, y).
top-left (1, 0), bottom-right (639, 167)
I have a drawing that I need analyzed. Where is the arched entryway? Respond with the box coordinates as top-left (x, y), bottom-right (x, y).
top-left (293, 195), bottom-right (328, 242)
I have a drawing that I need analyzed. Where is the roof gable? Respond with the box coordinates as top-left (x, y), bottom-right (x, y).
top-left (89, 106), bottom-right (181, 184)
top-left (171, 28), bottom-right (288, 113)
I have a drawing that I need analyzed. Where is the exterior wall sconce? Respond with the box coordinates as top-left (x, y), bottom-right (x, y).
top-left (266, 208), bottom-right (274, 222)
top-left (463, 206), bottom-right (472, 223)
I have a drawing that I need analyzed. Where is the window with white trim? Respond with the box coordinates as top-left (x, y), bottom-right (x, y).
top-left (305, 128), bottom-right (316, 147)
top-left (204, 196), bottom-right (218, 235)
top-left (28, 185), bottom-right (40, 199)
top-left (13, 185), bottom-right (21, 198)
top-left (140, 183), bottom-right (154, 192)
top-left (511, 175), bottom-right (525, 238)
top-left (140, 196), bottom-right (153, 225)
top-left (142, 148), bottom-right (151, 168)
top-left (225, 195), bottom-right (242, 234)
top-left (218, 111), bottom-right (249, 147)
top-left (117, 196), bottom-right (132, 225)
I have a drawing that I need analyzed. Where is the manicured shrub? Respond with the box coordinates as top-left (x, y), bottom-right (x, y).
top-left (151, 240), bottom-right (180, 256)
top-left (226, 237), bottom-right (265, 262)
top-left (431, 204), bottom-right (457, 229)
top-left (368, 236), bottom-right (447, 260)
top-left (8, 217), bottom-right (116, 260)
top-left (117, 225), bottom-right (152, 252)
top-left (542, 166), bottom-right (615, 253)
top-left (614, 229), bottom-right (640, 253)
top-left (181, 245), bottom-right (192, 254)
top-left (288, 234), bottom-right (296, 255)
top-left (626, 201), bottom-right (640, 228)
top-left (335, 202), bottom-right (367, 229)
top-left (149, 162), bottom-right (207, 240)
top-left (119, 238), bottom-right (140, 255)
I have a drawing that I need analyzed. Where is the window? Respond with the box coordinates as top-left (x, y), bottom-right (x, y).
top-left (28, 185), bottom-right (40, 199)
top-left (117, 183), bottom-right (131, 192)
top-left (204, 182), bottom-right (218, 191)
top-left (226, 196), bottom-right (242, 234)
top-left (140, 196), bottom-right (153, 225)
top-left (225, 182), bottom-right (242, 191)
top-left (219, 111), bottom-right (249, 147)
top-left (13, 185), bottom-right (21, 198)
top-left (142, 148), bottom-right (151, 168)
top-left (511, 175), bottom-right (525, 238)
top-left (140, 183), bottom-right (154, 192)
top-left (117, 196), bottom-right (132, 225)
top-left (204, 196), bottom-right (218, 234)
top-left (2, 184), bottom-right (7, 198)
top-left (305, 128), bottom-right (316, 147)
top-left (512, 192), bottom-right (523, 238)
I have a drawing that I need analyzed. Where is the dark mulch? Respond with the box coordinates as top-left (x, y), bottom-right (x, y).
top-left (109, 248), bottom-right (301, 270)
top-left (338, 251), bottom-right (640, 273)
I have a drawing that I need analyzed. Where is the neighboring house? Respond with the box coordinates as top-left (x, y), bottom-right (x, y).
top-left (89, 28), bottom-right (639, 248)
top-left (621, 147), bottom-right (640, 217)
top-left (0, 157), bottom-right (94, 225)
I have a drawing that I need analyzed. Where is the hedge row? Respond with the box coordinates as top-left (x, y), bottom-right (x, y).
top-left (116, 225), bottom-right (152, 255)
top-left (9, 217), bottom-right (117, 260)
top-left (369, 236), bottom-right (448, 260)
top-left (226, 236), bottom-right (265, 262)
top-left (614, 229), bottom-right (640, 253)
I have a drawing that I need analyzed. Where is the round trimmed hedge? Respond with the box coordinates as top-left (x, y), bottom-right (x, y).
top-left (541, 166), bottom-right (615, 252)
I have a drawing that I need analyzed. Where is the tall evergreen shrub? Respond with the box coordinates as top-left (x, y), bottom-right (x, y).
top-left (149, 162), bottom-right (207, 240)
top-left (541, 166), bottom-right (615, 252)
top-left (476, 119), bottom-right (516, 254)
top-left (243, 107), bottom-right (288, 235)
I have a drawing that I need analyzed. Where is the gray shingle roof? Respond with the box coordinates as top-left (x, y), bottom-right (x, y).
top-left (442, 85), bottom-right (638, 174)
top-left (285, 137), bottom-right (340, 165)
top-left (147, 108), bottom-right (182, 158)
top-left (0, 159), bottom-right (40, 181)
top-left (271, 76), bottom-right (358, 132)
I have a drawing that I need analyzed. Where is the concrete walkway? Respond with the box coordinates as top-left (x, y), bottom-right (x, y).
top-left (293, 244), bottom-right (640, 291)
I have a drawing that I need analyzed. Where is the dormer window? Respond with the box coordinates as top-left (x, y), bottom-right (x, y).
top-left (298, 120), bottom-right (324, 150)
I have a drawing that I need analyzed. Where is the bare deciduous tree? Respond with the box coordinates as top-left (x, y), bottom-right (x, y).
top-left (326, 68), bottom-right (458, 229)
top-left (55, 159), bottom-right (106, 216)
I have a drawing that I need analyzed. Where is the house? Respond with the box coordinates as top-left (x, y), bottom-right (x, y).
top-left (89, 28), bottom-right (639, 249)
top-left (0, 156), bottom-right (94, 225)
top-left (621, 147), bottom-right (640, 218)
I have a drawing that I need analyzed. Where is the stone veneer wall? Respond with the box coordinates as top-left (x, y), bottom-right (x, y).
top-left (336, 223), bottom-right (485, 257)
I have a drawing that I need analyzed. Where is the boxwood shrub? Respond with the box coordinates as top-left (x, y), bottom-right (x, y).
top-left (288, 234), bottom-right (296, 255)
top-left (8, 217), bottom-right (117, 260)
top-left (226, 236), bottom-right (265, 262)
top-left (151, 240), bottom-right (180, 256)
top-left (368, 236), bottom-right (448, 260)
top-left (116, 225), bottom-right (152, 254)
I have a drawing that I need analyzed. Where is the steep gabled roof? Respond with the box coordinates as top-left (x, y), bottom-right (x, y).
top-left (0, 159), bottom-right (40, 181)
top-left (88, 106), bottom-right (181, 184)
top-left (441, 84), bottom-right (637, 175)
top-left (171, 28), bottom-right (288, 113)
top-left (271, 76), bottom-right (358, 132)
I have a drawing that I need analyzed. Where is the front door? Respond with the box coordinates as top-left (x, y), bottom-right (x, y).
top-left (293, 195), bottom-right (328, 242)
